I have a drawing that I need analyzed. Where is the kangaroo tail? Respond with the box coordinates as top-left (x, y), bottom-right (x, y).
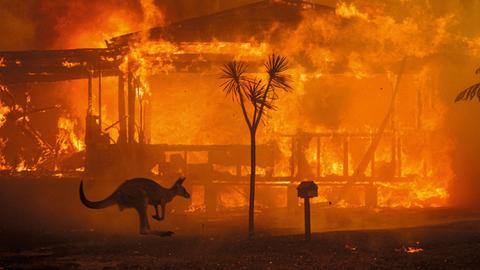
top-left (79, 181), bottom-right (116, 209)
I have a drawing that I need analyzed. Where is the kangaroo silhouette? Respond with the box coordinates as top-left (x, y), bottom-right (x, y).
top-left (80, 177), bottom-right (190, 236)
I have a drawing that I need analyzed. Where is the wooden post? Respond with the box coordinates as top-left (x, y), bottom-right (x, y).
top-left (290, 136), bottom-right (295, 177)
top-left (370, 133), bottom-right (375, 177)
top-left (343, 137), bottom-right (349, 177)
top-left (118, 74), bottom-right (127, 144)
top-left (316, 136), bottom-right (321, 177)
top-left (144, 97), bottom-right (151, 143)
top-left (205, 153), bottom-right (217, 216)
top-left (139, 92), bottom-right (144, 144)
top-left (397, 134), bottom-right (402, 177)
top-left (87, 70), bottom-right (93, 116)
top-left (127, 66), bottom-right (135, 144)
top-left (304, 197), bottom-right (311, 241)
top-left (85, 70), bottom-right (94, 174)
top-left (298, 181), bottom-right (317, 241)
top-left (98, 70), bottom-right (102, 130)
top-left (391, 132), bottom-right (397, 177)
top-left (85, 70), bottom-right (93, 145)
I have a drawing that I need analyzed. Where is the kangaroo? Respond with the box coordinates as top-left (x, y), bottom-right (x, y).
top-left (79, 177), bottom-right (190, 236)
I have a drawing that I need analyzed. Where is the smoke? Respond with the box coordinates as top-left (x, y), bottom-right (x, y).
top-left (0, 0), bottom-right (141, 50)
top-left (0, 0), bottom-right (262, 50)
top-left (0, 0), bottom-right (36, 50)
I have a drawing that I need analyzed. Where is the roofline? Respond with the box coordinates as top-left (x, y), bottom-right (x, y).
top-left (108, 0), bottom-right (334, 45)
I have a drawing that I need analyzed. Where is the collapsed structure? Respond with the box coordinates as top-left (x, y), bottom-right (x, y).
top-left (0, 0), bottom-right (451, 213)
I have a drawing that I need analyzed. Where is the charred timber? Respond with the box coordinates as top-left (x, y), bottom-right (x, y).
top-left (0, 50), bottom-right (266, 84)
top-left (0, 48), bottom-right (122, 84)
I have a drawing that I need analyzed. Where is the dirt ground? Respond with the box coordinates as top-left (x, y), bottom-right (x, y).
top-left (1, 216), bottom-right (480, 270)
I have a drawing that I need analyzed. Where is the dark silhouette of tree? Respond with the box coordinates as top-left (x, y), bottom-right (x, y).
top-left (455, 67), bottom-right (480, 102)
top-left (220, 54), bottom-right (292, 239)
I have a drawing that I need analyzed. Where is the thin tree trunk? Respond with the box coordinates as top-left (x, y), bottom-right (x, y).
top-left (248, 129), bottom-right (256, 239)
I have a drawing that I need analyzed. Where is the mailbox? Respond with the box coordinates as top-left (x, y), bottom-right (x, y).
top-left (297, 181), bottom-right (318, 198)
top-left (297, 181), bottom-right (318, 241)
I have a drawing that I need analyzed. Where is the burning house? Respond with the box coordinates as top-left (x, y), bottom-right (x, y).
top-left (0, 0), bottom-right (472, 214)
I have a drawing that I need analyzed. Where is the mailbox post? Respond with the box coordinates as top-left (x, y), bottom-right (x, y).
top-left (297, 181), bottom-right (318, 241)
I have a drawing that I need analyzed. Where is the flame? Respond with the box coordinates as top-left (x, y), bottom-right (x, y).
top-left (61, 61), bottom-right (81, 68)
top-left (2, 1), bottom-right (479, 210)
top-left (0, 104), bottom-right (11, 129)
top-left (119, 40), bottom-right (268, 96)
top-left (218, 186), bottom-right (248, 209)
top-left (185, 185), bottom-right (206, 213)
top-left (335, 2), bottom-right (369, 20)
top-left (15, 160), bottom-right (28, 172)
top-left (405, 246), bottom-right (424, 254)
top-left (56, 116), bottom-right (85, 154)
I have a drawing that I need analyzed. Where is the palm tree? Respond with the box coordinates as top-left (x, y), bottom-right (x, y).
top-left (455, 67), bottom-right (480, 102)
top-left (220, 54), bottom-right (292, 239)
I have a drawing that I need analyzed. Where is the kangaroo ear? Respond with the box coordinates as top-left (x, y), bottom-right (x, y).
top-left (176, 177), bottom-right (186, 186)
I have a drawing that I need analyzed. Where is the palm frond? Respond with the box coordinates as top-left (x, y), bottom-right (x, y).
top-left (245, 79), bottom-right (278, 112)
top-left (455, 83), bottom-right (480, 102)
top-left (264, 54), bottom-right (292, 92)
top-left (219, 61), bottom-right (248, 101)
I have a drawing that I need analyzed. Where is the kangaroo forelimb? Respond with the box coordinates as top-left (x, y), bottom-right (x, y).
top-left (152, 204), bottom-right (160, 220)
top-left (152, 204), bottom-right (165, 221)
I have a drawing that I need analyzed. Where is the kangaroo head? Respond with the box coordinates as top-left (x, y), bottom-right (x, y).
top-left (172, 177), bottom-right (190, 199)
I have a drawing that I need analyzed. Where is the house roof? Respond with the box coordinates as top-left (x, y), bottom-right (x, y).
top-left (109, 0), bottom-right (334, 47)
top-left (0, 1), bottom-right (334, 84)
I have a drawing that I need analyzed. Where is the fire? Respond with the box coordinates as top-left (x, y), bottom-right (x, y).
top-left (15, 160), bottom-right (28, 173)
top-left (335, 2), bottom-right (369, 20)
top-left (177, 41), bottom-right (268, 59)
top-left (2, 0), bottom-right (480, 211)
top-left (56, 116), bottom-right (85, 154)
top-left (405, 246), bottom-right (424, 254)
top-left (46, 4), bottom-right (143, 49)
top-left (1, 83), bottom-right (85, 173)
top-left (218, 186), bottom-right (248, 210)
top-left (0, 103), bottom-right (10, 129)
top-left (61, 61), bottom-right (81, 68)
top-left (119, 40), bottom-right (268, 94)
top-left (378, 181), bottom-right (448, 208)
top-left (185, 185), bottom-right (206, 213)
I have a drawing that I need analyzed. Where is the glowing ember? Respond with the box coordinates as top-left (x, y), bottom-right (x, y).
top-left (405, 247), bottom-right (424, 254)
top-left (61, 61), bottom-right (82, 68)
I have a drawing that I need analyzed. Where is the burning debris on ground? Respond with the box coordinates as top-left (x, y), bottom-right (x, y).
top-left (0, 0), bottom-right (480, 269)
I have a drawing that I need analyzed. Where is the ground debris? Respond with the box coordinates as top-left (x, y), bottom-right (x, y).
top-left (1, 220), bottom-right (479, 269)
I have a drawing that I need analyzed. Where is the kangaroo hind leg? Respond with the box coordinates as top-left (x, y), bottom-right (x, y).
top-left (135, 200), bottom-right (150, 235)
